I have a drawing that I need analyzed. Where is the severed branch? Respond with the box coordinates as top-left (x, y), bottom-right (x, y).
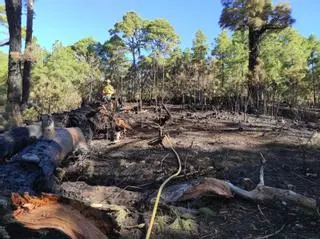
top-left (151, 154), bottom-right (318, 213)
top-left (227, 153), bottom-right (317, 211)
top-left (226, 181), bottom-right (317, 211)
top-left (259, 153), bottom-right (266, 186)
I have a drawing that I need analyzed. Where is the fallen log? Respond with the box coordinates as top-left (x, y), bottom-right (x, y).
top-left (0, 126), bottom-right (89, 194)
top-left (0, 125), bottom-right (42, 162)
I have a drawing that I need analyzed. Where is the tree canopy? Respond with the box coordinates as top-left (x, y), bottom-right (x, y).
top-left (0, 5), bottom-right (320, 123)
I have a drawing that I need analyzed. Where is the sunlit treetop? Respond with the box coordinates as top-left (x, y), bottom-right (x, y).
top-left (219, 0), bottom-right (295, 32)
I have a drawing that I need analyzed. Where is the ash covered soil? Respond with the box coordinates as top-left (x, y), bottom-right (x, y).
top-left (78, 105), bottom-right (319, 239)
top-left (9, 105), bottom-right (320, 239)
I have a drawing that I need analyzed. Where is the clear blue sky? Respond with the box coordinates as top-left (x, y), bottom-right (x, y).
top-left (1, 0), bottom-right (320, 51)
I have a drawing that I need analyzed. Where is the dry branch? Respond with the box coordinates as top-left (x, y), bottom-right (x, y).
top-left (226, 182), bottom-right (317, 211)
top-left (153, 169), bottom-right (318, 212)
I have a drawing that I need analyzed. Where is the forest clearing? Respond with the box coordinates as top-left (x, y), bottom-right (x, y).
top-left (0, 0), bottom-right (320, 238)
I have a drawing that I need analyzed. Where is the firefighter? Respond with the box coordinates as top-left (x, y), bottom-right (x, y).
top-left (102, 79), bottom-right (119, 142)
top-left (103, 79), bottom-right (115, 101)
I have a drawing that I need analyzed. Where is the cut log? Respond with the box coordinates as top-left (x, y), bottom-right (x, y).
top-left (1, 183), bottom-right (143, 239)
top-left (0, 125), bottom-right (42, 162)
top-left (11, 193), bottom-right (116, 239)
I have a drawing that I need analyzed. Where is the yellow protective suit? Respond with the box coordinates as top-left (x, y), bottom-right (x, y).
top-left (103, 84), bottom-right (115, 98)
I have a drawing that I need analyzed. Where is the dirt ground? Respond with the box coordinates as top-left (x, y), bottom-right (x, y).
top-left (70, 105), bottom-right (318, 239)
top-left (7, 105), bottom-right (320, 239)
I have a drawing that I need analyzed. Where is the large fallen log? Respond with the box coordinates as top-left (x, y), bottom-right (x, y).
top-left (0, 103), bottom-right (100, 163)
top-left (0, 125), bottom-right (42, 162)
top-left (0, 126), bottom-right (89, 194)
top-left (0, 104), bottom-right (99, 163)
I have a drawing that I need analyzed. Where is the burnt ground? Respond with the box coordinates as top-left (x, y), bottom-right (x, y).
top-left (72, 105), bottom-right (319, 239)
top-left (6, 105), bottom-right (320, 239)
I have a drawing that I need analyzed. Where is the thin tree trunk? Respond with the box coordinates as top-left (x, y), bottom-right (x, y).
top-left (161, 64), bottom-right (164, 104)
top-left (197, 71), bottom-right (201, 105)
top-left (5, 0), bottom-right (23, 127)
top-left (138, 72), bottom-right (142, 111)
top-left (182, 92), bottom-right (185, 108)
top-left (22, 0), bottom-right (34, 106)
top-left (312, 67), bottom-right (316, 105)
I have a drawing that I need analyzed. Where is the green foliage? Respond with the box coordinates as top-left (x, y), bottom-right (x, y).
top-left (219, 0), bottom-right (295, 31)
top-left (110, 11), bottom-right (147, 63)
top-left (192, 30), bottom-right (208, 63)
top-left (0, 51), bottom-right (7, 106)
top-left (0, 8), bottom-right (317, 117)
top-left (22, 106), bottom-right (39, 121)
top-left (103, 35), bottom-right (130, 96)
top-left (0, 4), bottom-right (7, 27)
top-left (30, 41), bottom-right (96, 113)
top-left (219, 0), bottom-right (295, 108)
top-left (168, 217), bottom-right (198, 233)
top-left (260, 28), bottom-right (312, 103)
top-left (71, 37), bottom-right (104, 101)
top-left (212, 31), bottom-right (248, 95)
top-left (212, 31), bottom-right (231, 90)
top-left (146, 18), bottom-right (180, 53)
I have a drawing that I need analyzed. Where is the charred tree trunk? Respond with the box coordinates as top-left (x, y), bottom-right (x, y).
top-left (22, 0), bottom-right (34, 106)
top-left (5, 0), bottom-right (23, 127)
top-left (0, 125), bottom-right (42, 162)
top-left (248, 28), bottom-right (262, 112)
top-left (0, 127), bottom-right (88, 194)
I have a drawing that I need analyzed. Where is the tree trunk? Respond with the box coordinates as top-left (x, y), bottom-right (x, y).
top-left (22, 0), bottom-right (34, 106)
top-left (0, 127), bottom-right (88, 194)
top-left (138, 72), bottom-right (142, 111)
top-left (161, 64), bottom-right (164, 104)
top-left (248, 28), bottom-right (261, 111)
top-left (312, 67), bottom-right (316, 105)
top-left (197, 71), bottom-right (201, 105)
top-left (5, 0), bottom-right (23, 127)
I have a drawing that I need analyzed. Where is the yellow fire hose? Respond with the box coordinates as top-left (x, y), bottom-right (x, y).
top-left (145, 135), bottom-right (182, 239)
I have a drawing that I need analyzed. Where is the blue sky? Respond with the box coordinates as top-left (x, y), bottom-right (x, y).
top-left (1, 0), bottom-right (320, 51)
